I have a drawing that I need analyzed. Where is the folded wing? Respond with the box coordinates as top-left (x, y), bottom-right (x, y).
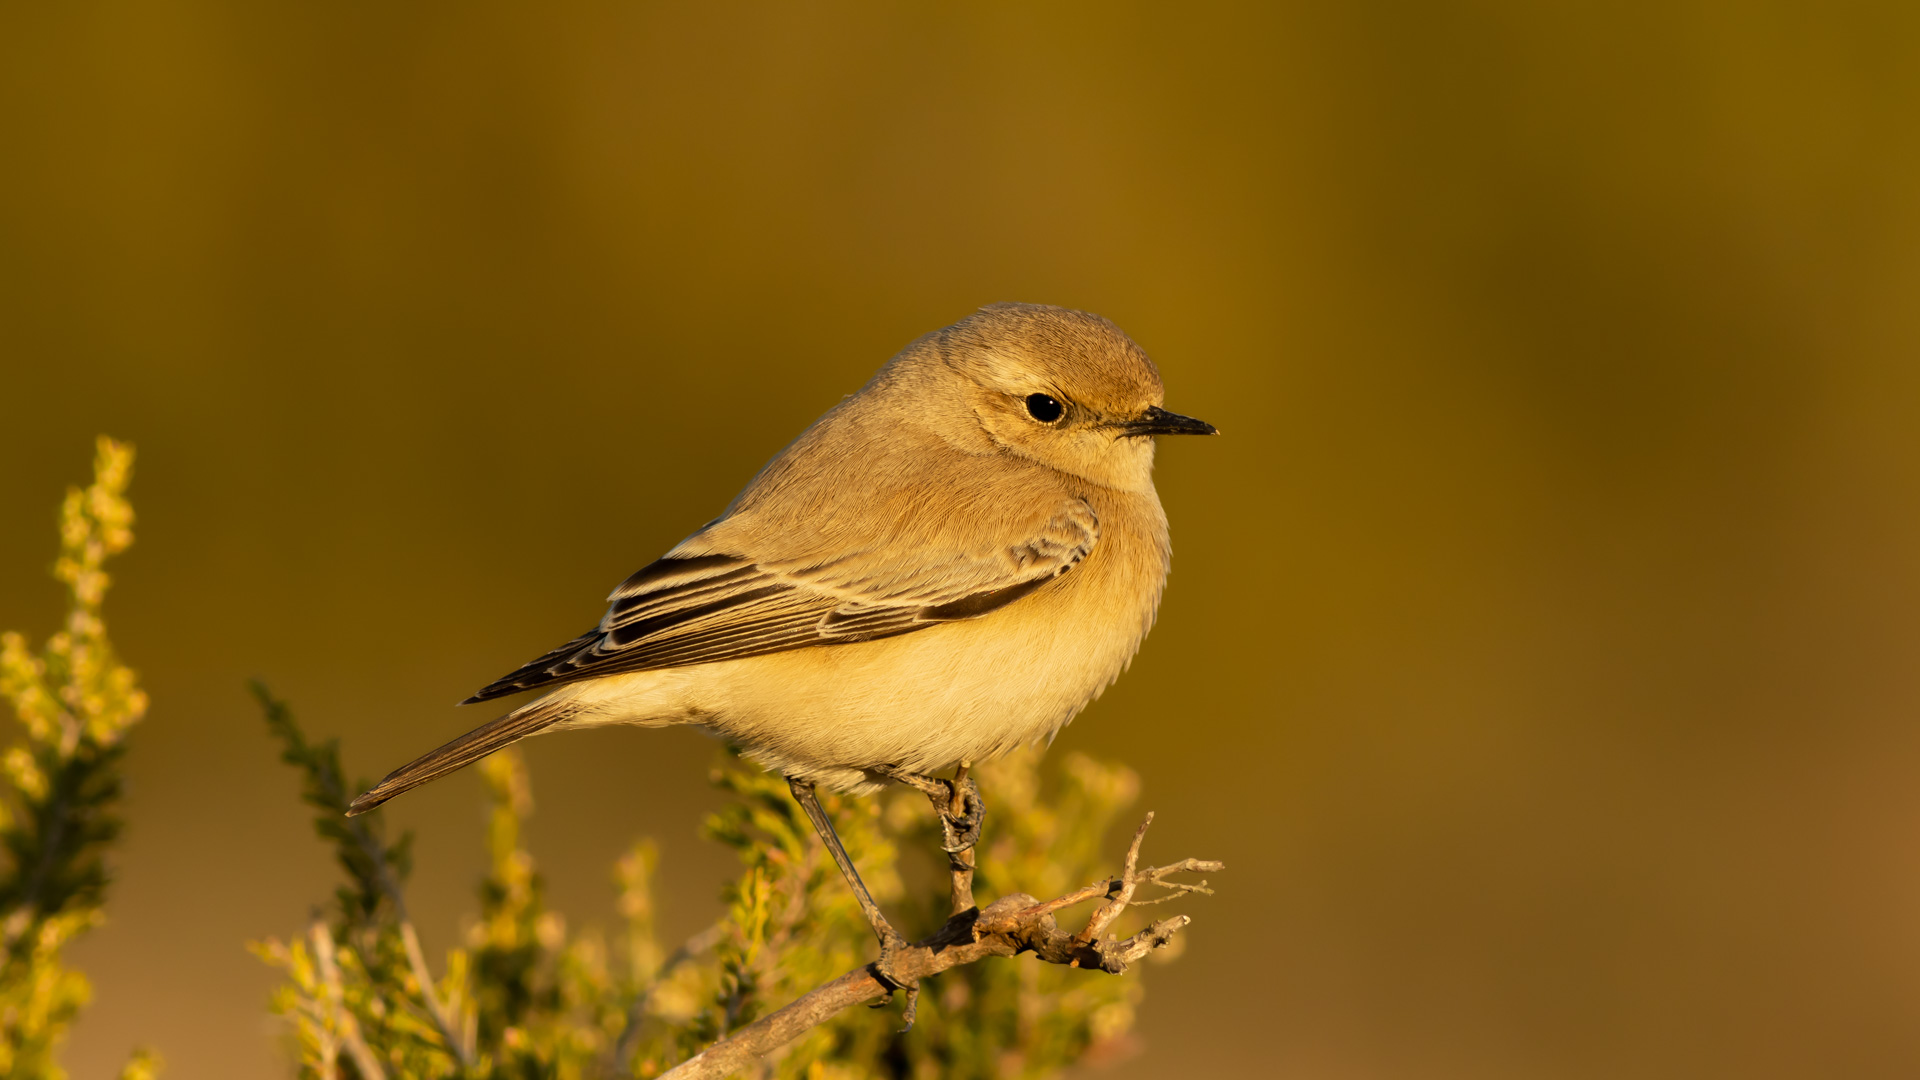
top-left (463, 496), bottom-right (1099, 704)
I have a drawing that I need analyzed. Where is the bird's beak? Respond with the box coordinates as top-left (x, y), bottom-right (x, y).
top-left (1118, 405), bottom-right (1219, 437)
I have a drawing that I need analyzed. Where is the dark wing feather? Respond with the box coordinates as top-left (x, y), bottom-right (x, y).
top-left (348, 695), bottom-right (574, 815)
top-left (463, 505), bottom-right (1095, 705)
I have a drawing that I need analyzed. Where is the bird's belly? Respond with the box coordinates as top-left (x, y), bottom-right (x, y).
top-left (608, 565), bottom-right (1155, 793)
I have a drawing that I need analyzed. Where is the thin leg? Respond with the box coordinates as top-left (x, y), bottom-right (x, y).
top-left (879, 767), bottom-right (986, 853)
top-left (787, 777), bottom-right (912, 989)
top-left (945, 764), bottom-right (977, 914)
top-left (875, 765), bottom-right (986, 914)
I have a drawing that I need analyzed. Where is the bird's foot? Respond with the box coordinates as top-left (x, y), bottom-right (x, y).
top-left (871, 925), bottom-right (916, 989)
top-left (868, 926), bottom-right (922, 1031)
top-left (936, 776), bottom-right (984, 852)
top-left (883, 770), bottom-right (986, 852)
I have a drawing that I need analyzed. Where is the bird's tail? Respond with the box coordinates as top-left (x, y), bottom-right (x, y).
top-left (346, 697), bottom-right (574, 816)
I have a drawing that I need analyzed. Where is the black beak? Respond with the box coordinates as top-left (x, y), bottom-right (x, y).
top-left (1120, 405), bottom-right (1218, 437)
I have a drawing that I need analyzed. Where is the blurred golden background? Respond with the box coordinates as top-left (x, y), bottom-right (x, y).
top-left (4, 1), bottom-right (1919, 1075)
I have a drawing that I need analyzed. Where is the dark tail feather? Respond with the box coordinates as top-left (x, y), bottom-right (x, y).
top-left (346, 700), bottom-right (572, 816)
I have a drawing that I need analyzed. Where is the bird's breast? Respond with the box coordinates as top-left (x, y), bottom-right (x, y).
top-left (632, 486), bottom-right (1171, 788)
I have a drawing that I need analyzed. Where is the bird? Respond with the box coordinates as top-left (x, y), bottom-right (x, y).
top-left (347, 302), bottom-right (1214, 982)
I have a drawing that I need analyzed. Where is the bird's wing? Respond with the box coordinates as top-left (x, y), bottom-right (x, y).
top-left (463, 495), bottom-right (1098, 703)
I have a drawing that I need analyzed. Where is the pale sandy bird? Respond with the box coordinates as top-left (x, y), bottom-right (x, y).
top-left (349, 302), bottom-right (1214, 977)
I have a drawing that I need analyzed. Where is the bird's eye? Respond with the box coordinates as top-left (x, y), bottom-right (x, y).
top-left (1025, 393), bottom-right (1065, 423)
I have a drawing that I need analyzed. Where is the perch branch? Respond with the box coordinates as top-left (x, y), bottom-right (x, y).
top-left (659, 812), bottom-right (1220, 1080)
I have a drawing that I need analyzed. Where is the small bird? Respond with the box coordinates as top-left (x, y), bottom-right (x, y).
top-left (349, 302), bottom-right (1214, 978)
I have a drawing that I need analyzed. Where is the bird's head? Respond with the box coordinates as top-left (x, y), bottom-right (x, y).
top-left (932, 302), bottom-right (1215, 491)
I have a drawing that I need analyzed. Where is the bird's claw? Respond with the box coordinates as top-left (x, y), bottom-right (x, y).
top-left (872, 927), bottom-right (916, 987)
top-left (898, 983), bottom-right (920, 1032)
top-left (869, 927), bottom-right (920, 1031)
top-left (935, 777), bottom-right (984, 853)
top-left (884, 770), bottom-right (986, 853)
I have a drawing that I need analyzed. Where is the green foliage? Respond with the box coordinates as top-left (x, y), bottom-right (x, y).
top-left (257, 698), bottom-right (1171, 1079)
top-left (0, 437), bottom-right (158, 1077)
top-left (253, 688), bottom-right (476, 1077)
top-left (253, 684), bottom-right (415, 926)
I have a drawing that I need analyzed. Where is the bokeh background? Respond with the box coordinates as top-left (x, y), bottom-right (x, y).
top-left (4, 2), bottom-right (1920, 1076)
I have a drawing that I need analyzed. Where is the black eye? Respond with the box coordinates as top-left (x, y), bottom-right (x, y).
top-left (1025, 393), bottom-right (1064, 423)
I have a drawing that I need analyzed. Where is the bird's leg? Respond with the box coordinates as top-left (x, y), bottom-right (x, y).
top-left (881, 765), bottom-right (986, 854)
top-left (879, 764), bottom-right (986, 915)
top-left (786, 777), bottom-right (915, 995)
top-left (942, 764), bottom-right (978, 914)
